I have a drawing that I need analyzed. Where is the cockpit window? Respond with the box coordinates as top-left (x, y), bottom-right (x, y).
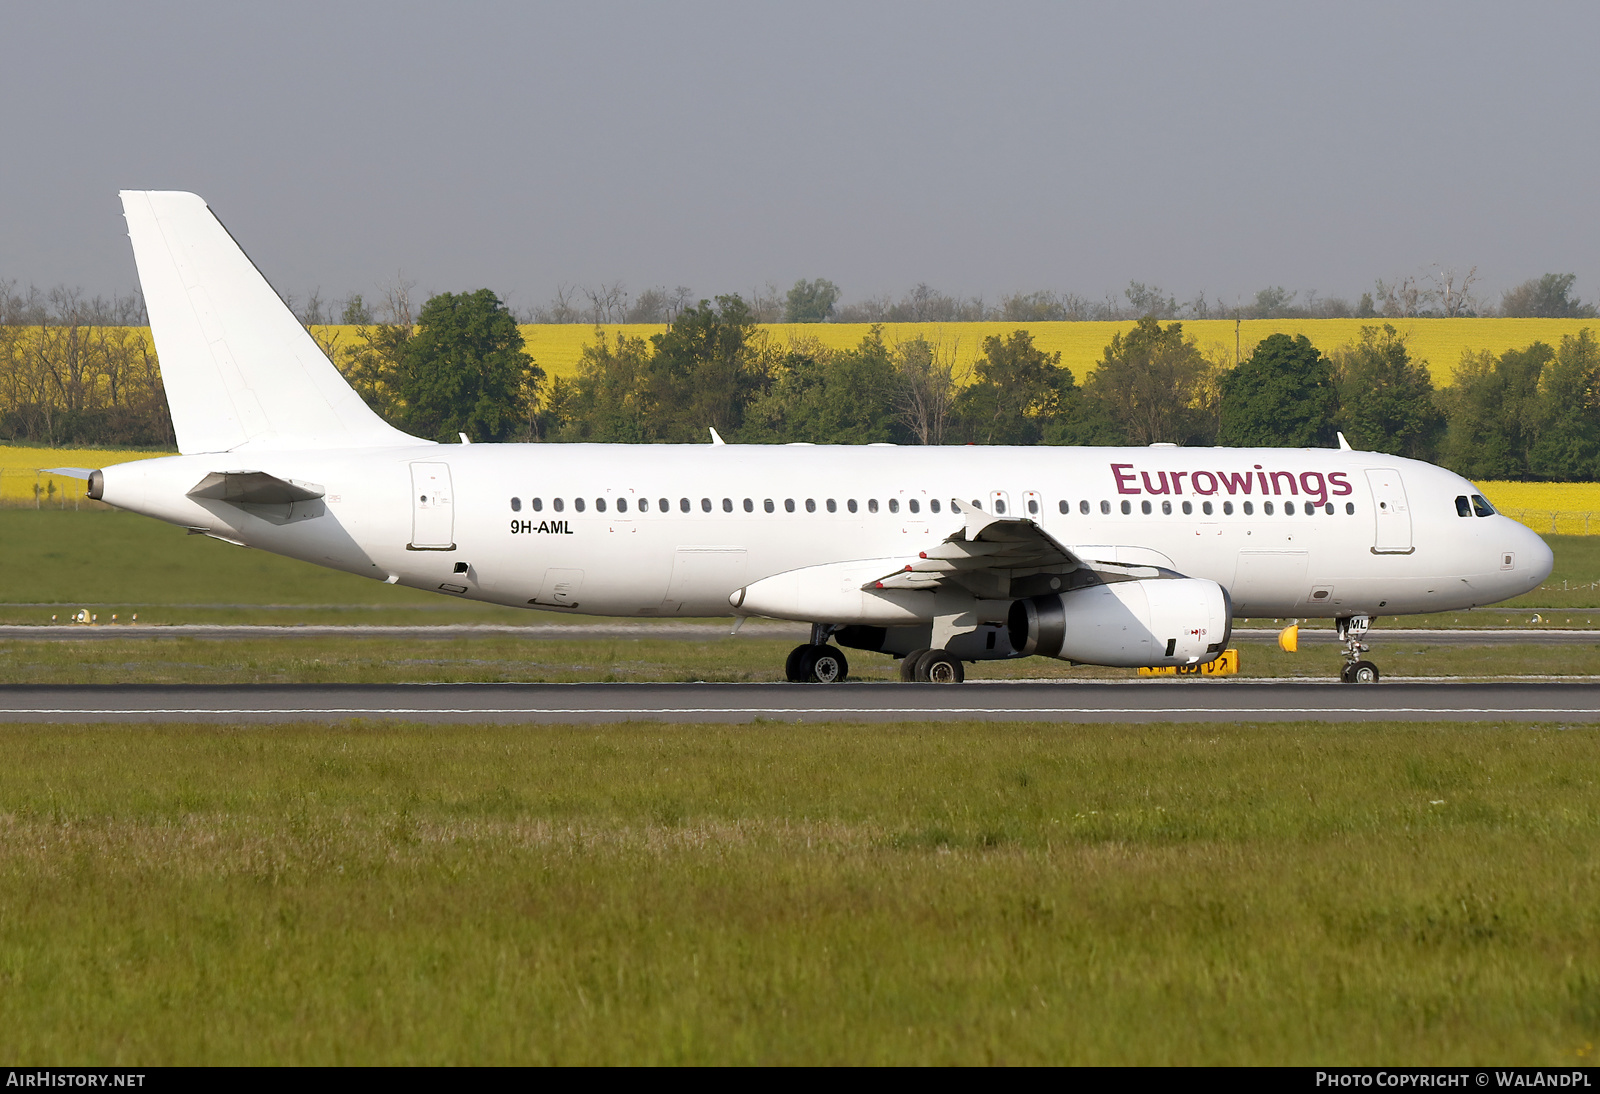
top-left (1455, 495), bottom-right (1472, 518)
top-left (1472, 493), bottom-right (1496, 517)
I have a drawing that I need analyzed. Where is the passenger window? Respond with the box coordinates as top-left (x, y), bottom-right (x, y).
top-left (658, 498), bottom-right (668, 512)
top-left (574, 498), bottom-right (586, 512)
top-left (617, 498), bottom-right (628, 513)
top-left (1201, 501), bottom-right (1212, 515)
top-left (532, 498), bottom-right (543, 512)
top-left (868, 499), bottom-right (879, 513)
top-left (1345, 502), bottom-right (1355, 515)
top-left (1243, 501), bottom-right (1254, 515)
top-left (723, 498), bottom-right (733, 512)
top-left (680, 498), bottom-right (691, 512)
top-left (908, 499), bottom-right (919, 514)
top-left (1283, 501), bottom-right (1293, 515)
top-left (638, 498), bottom-right (649, 512)
top-left (1101, 500), bottom-right (1111, 514)
top-left (1081, 500), bottom-right (1091, 515)
top-left (764, 499), bottom-right (775, 513)
top-left (1455, 495), bottom-right (1472, 518)
top-left (826, 499), bottom-right (837, 513)
top-left (848, 499), bottom-right (859, 513)
top-left (1058, 500), bottom-right (1069, 514)
top-left (1028, 498), bottom-right (1039, 515)
top-left (1161, 500), bottom-right (1172, 515)
top-left (785, 499), bottom-right (795, 513)
top-left (929, 499), bottom-right (941, 514)
top-left (1324, 503), bottom-right (1334, 515)
top-left (743, 498), bottom-right (753, 512)
top-left (1264, 501), bottom-right (1274, 515)
top-left (1181, 500), bottom-right (1192, 515)
top-left (701, 498), bottom-right (712, 512)
top-left (553, 498), bottom-right (565, 512)
top-left (806, 499), bottom-right (816, 513)
top-left (595, 498), bottom-right (606, 513)
top-left (1223, 501), bottom-right (1233, 515)
top-left (1141, 500), bottom-right (1152, 515)
top-left (1472, 494), bottom-right (1496, 517)
top-left (510, 497), bottom-right (521, 512)
top-left (888, 498), bottom-right (899, 513)
top-left (971, 500), bottom-right (982, 509)
top-left (1121, 500), bottom-right (1132, 515)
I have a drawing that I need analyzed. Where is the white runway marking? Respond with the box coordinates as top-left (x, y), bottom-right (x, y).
top-left (7, 706), bottom-right (1598, 717)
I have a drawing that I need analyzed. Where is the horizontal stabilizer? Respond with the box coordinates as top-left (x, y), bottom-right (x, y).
top-left (43, 467), bottom-right (94, 480)
top-left (188, 471), bottom-right (324, 505)
top-left (120, 190), bottom-right (423, 454)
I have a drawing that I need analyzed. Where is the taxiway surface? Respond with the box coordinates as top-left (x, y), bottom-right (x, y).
top-left (0, 680), bottom-right (1590, 724)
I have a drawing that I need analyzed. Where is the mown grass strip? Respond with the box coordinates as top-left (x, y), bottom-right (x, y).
top-left (0, 719), bottom-right (1594, 1064)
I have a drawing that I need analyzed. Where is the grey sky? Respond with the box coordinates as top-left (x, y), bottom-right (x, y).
top-left (3, 1), bottom-right (1596, 312)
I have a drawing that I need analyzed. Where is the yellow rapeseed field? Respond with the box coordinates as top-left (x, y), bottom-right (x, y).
top-left (0, 445), bottom-right (170, 506)
top-left (1478, 481), bottom-right (1600, 535)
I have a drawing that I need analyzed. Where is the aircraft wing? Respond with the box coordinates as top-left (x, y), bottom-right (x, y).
top-left (864, 500), bottom-right (1156, 599)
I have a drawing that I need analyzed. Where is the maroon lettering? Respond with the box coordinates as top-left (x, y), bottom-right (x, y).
top-left (1220, 471), bottom-right (1254, 495)
top-left (1299, 472), bottom-right (1328, 505)
top-left (1111, 463), bottom-right (1140, 494)
top-left (1328, 472), bottom-right (1353, 496)
top-left (1141, 470), bottom-right (1170, 495)
top-left (1269, 470), bottom-right (1298, 496)
top-left (1191, 471), bottom-right (1218, 495)
top-left (1169, 471), bottom-right (1188, 494)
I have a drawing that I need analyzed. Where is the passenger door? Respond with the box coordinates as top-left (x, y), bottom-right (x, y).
top-left (409, 462), bottom-right (455, 550)
top-left (1365, 468), bottom-right (1414, 554)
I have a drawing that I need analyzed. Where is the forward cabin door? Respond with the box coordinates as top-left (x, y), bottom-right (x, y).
top-left (409, 462), bottom-right (455, 550)
top-left (1365, 468), bottom-right (1414, 554)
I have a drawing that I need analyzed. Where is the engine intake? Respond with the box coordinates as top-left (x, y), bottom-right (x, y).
top-left (1006, 577), bottom-right (1232, 668)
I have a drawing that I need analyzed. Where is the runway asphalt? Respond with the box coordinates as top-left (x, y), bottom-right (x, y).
top-left (3, 623), bottom-right (1600, 645)
top-left (1, 680), bottom-right (1593, 724)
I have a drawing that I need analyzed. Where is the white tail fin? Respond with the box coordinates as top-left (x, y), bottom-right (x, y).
top-left (120, 190), bottom-right (423, 454)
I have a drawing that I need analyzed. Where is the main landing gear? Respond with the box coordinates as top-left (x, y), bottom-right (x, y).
top-left (1337, 615), bottom-right (1380, 683)
top-left (785, 623), bottom-right (850, 683)
top-left (899, 648), bottom-right (965, 684)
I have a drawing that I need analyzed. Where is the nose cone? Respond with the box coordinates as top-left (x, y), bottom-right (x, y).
top-left (1514, 520), bottom-right (1555, 592)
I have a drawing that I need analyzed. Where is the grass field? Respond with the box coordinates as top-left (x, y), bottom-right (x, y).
top-left (0, 720), bottom-right (1594, 1064)
top-left (4, 635), bottom-right (1600, 685)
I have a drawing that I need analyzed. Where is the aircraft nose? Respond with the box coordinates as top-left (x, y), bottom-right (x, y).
top-left (1512, 520), bottom-right (1554, 589)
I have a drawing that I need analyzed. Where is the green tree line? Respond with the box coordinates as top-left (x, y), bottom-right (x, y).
top-left (7, 284), bottom-right (1600, 481)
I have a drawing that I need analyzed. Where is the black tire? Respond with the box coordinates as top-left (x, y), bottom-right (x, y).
top-left (900, 648), bottom-right (931, 682)
top-left (804, 646), bottom-right (849, 684)
top-left (919, 649), bottom-right (964, 684)
top-left (1351, 660), bottom-right (1380, 684)
top-left (785, 644), bottom-right (811, 682)
top-left (1339, 663), bottom-right (1355, 684)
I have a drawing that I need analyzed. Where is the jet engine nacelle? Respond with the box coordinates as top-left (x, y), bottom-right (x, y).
top-left (1006, 577), bottom-right (1232, 668)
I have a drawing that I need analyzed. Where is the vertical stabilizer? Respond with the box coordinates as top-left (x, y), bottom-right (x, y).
top-left (120, 190), bottom-right (423, 454)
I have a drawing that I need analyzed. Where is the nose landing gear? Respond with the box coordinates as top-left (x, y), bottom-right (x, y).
top-left (1337, 615), bottom-right (1380, 683)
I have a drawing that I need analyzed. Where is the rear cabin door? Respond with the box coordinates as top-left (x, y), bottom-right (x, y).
top-left (1365, 468), bottom-right (1414, 554)
top-left (409, 462), bottom-right (455, 550)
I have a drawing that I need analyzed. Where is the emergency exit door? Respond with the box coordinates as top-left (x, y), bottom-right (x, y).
top-left (409, 462), bottom-right (455, 550)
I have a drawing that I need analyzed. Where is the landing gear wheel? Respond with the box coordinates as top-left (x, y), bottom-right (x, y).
top-left (916, 649), bottom-right (965, 684)
top-left (785, 645), bottom-right (811, 682)
top-left (900, 648), bottom-right (931, 682)
top-left (1348, 660), bottom-right (1379, 684)
top-left (800, 646), bottom-right (849, 683)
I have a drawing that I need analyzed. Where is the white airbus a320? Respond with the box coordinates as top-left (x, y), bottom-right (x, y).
top-left (65, 192), bottom-right (1553, 685)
